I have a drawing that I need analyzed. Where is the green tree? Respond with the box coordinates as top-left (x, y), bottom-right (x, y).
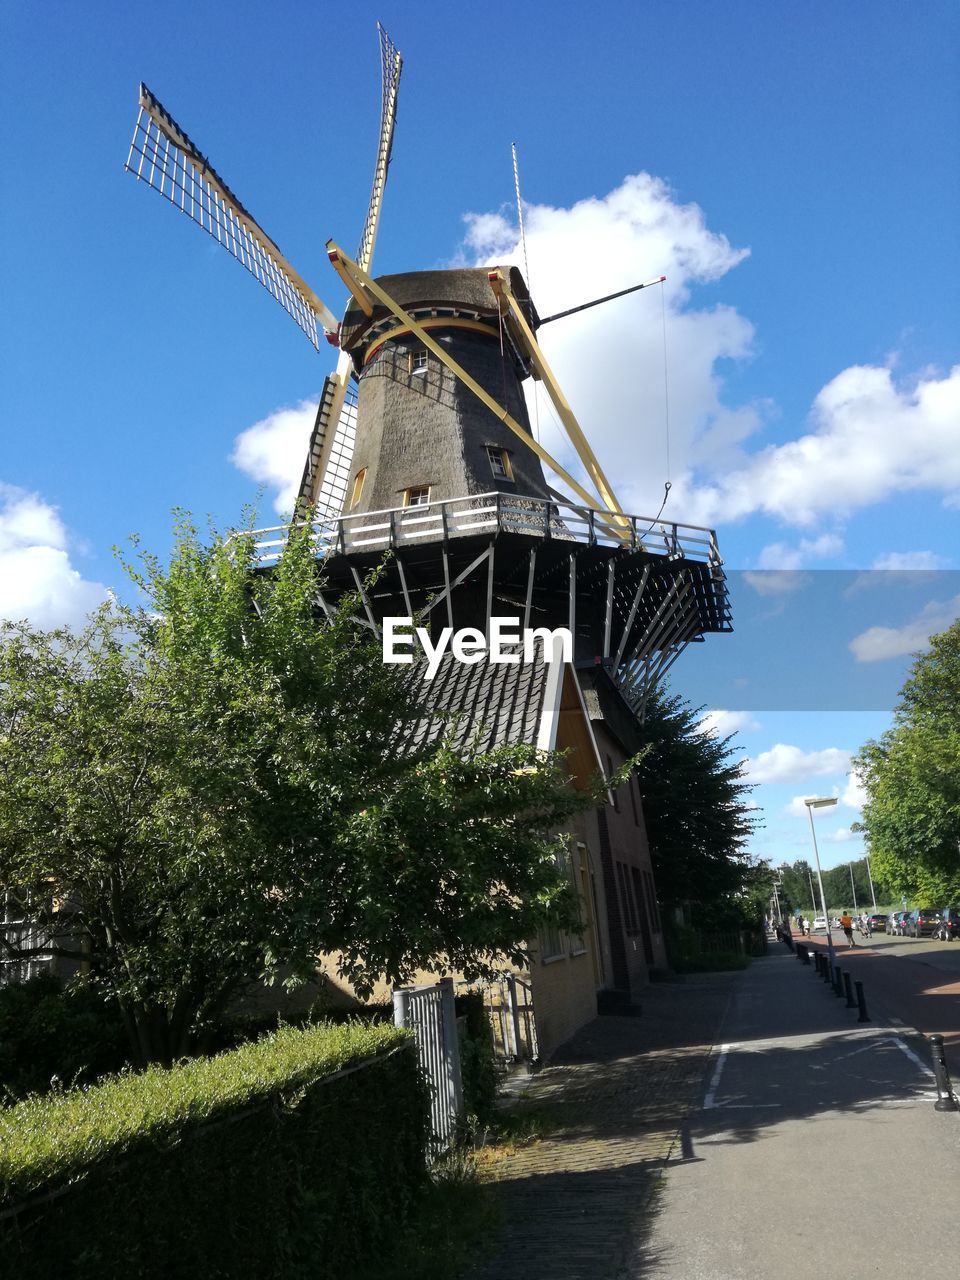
top-left (634, 695), bottom-right (758, 917)
top-left (0, 515), bottom-right (591, 1066)
top-left (854, 619), bottom-right (960, 903)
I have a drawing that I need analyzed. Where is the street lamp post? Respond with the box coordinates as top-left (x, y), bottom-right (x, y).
top-left (805, 796), bottom-right (839, 975)
top-left (865, 854), bottom-right (878, 912)
top-left (807, 867), bottom-right (817, 917)
top-left (848, 862), bottom-right (858, 915)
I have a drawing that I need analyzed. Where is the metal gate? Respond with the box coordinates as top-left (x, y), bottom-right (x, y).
top-left (484, 973), bottom-right (539, 1065)
top-left (392, 977), bottom-right (464, 1152)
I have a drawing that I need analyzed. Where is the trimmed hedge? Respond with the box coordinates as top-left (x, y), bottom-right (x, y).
top-left (0, 1020), bottom-right (429, 1279)
top-left (0, 975), bottom-right (128, 1103)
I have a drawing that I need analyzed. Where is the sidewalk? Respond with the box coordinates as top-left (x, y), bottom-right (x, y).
top-left (471, 948), bottom-right (960, 1280)
top-left (469, 973), bottom-right (735, 1280)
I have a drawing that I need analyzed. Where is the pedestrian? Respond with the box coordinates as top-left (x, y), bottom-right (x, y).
top-left (839, 910), bottom-right (856, 948)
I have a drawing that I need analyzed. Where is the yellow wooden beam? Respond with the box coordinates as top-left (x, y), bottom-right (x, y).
top-left (327, 250), bottom-right (374, 316)
top-left (325, 242), bottom-right (628, 527)
top-left (488, 269), bottom-right (627, 521)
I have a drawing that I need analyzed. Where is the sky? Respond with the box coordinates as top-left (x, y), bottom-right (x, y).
top-left (1, 1), bottom-right (958, 874)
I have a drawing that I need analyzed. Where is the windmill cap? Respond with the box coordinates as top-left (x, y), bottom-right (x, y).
top-left (340, 265), bottom-right (539, 357)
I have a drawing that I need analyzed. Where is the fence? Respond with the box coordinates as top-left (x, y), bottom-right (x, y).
top-left (482, 973), bottom-right (539, 1066)
top-left (392, 978), bottom-right (463, 1152)
top-left (251, 491), bottom-right (722, 566)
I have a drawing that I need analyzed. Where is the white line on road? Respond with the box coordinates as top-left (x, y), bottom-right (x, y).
top-left (703, 1044), bottom-right (730, 1110)
top-left (889, 1035), bottom-right (936, 1079)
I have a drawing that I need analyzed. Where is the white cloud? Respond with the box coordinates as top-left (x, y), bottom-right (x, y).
top-left (849, 594), bottom-right (960, 662)
top-left (461, 173), bottom-right (760, 514)
top-left (742, 570), bottom-right (810, 597)
top-left (0, 484), bottom-right (107, 629)
top-left (231, 398), bottom-right (317, 515)
top-left (872, 551), bottom-right (948, 571)
top-left (698, 709), bottom-right (760, 737)
top-left (746, 744), bottom-right (851, 784)
top-left (460, 177), bottom-right (960, 531)
top-left (756, 533), bottom-right (843, 571)
top-left (841, 768), bottom-right (867, 810)
top-left (673, 363), bottom-right (960, 528)
top-left (824, 826), bottom-right (856, 844)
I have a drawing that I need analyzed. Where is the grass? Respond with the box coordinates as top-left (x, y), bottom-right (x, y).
top-left (355, 1146), bottom-right (499, 1280)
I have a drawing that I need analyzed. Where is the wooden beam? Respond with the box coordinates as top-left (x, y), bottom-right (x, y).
top-left (325, 243), bottom-right (630, 531)
top-left (488, 268), bottom-right (627, 521)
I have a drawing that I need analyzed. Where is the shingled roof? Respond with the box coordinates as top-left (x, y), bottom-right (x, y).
top-left (396, 651), bottom-right (551, 755)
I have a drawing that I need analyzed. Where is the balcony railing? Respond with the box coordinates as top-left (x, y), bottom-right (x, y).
top-left (251, 491), bottom-right (722, 569)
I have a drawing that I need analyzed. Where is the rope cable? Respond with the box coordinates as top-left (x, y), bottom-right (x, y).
top-left (660, 282), bottom-right (672, 483)
top-left (512, 141), bottom-right (540, 443)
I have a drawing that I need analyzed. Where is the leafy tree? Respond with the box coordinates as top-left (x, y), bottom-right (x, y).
top-left (634, 694), bottom-right (758, 916)
top-left (853, 619), bottom-right (960, 903)
top-left (0, 515), bottom-right (591, 1066)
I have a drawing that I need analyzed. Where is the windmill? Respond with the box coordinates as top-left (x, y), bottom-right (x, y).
top-left (123, 25), bottom-right (731, 719)
top-left (121, 26), bottom-right (734, 1043)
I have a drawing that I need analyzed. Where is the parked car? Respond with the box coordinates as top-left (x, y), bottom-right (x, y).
top-left (866, 913), bottom-right (888, 932)
top-left (905, 907), bottom-right (941, 938)
top-left (890, 910), bottom-right (910, 936)
top-left (935, 907), bottom-right (960, 941)
top-left (811, 916), bottom-right (828, 932)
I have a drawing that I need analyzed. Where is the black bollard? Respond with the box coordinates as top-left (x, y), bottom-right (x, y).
top-left (854, 979), bottom-right (870, 1023)
top-left (801, 944), bottom-right (811, 965)
top-left (823, 954), bottom-right (833, 983)
top-left (928, 1035), bottom-right (959, 1112)
top-left (833, 964), bottom-right (844, 997)
top-left (813, 951), bottom-right (821, 974)
top-left (843, 971), bottom-right (856, 1008)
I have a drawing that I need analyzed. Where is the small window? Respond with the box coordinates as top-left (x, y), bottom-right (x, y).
top-left (404, 485), bottom-right (431, 507)
top-left (350, 468), bottom-right (366, 509)
top-left (409, 348), bottom-right (429, 374)
top-left (486, 445), bottom-right (513, 480)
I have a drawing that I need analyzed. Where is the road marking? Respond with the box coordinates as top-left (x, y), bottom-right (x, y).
top-left (830, 1041), bottom-right (885, 1063)
top-left (703, 1044), bottom-right (730, 1110)
top-left (889, 1035), bottom-right (936, 1078)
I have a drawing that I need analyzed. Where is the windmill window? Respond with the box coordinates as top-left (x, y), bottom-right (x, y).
top-left (486, 446), bottom-right (513, 480)
top-left (404, 485), bottom-right (432, 507)
top-left (409, 348), bottom-right (429, 374)
top-left (350, 468), bottom-right (367, 509)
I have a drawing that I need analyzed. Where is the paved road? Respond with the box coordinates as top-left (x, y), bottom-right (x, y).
top-left (639, 950), bottom-right (960, 1279)
top-left (804, 930), bottom-right (960, 1075)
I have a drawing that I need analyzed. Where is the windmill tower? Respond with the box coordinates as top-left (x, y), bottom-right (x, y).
top-left (123, 29), bottom-right (732, 1044)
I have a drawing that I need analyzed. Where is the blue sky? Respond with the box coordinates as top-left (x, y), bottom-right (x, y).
top-left (1, 1), bottom-right (957, 872)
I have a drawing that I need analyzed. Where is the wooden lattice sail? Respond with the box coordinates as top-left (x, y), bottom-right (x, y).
top-left (124, 84), bottom-right (337, 347)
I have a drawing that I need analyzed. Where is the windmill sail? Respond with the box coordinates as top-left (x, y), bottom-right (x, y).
top-left (297, 376), bottom-right (359, 518)
top-left (124, 84), bottom-right (337, 347)
top-left (299, 25), bottom-right (403, 512)
top-left (355, 23), bottom-right (403, 275)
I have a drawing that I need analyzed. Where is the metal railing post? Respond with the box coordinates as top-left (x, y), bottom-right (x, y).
top-left (438, 977), bottom-right (464, 1118)
top-left (842, 971), bottom-right (856, 1008)
top-left (392, 987), bottom-right (410, 1029)
top-left (928, 1035), bottom-right (959, 1112)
